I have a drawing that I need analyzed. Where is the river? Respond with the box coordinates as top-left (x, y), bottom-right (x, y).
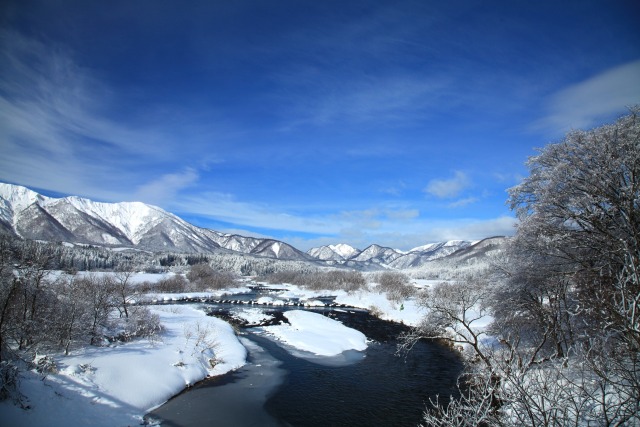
top-left (146, 296), bottom-right (463, 426)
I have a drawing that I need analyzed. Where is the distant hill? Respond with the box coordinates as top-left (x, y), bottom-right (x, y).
top-left (307, 240), bottom-right (475, 269)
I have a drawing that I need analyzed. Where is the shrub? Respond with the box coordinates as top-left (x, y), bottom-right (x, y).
top-left (374, 271), bottom-right (415, 303)
top-left (187, 264), bottom-right (236, 290)
top-left (154, 275), bottom-right (188, 293)
top-left (119, 306), bottom-right (162, 341)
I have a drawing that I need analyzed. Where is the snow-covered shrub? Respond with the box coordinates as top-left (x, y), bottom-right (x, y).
top-left (118, 306), bottom-right (162, 342)
top-left (262, 269), bottom-right (367, 292)
top-left (34, 355), bottom-right (57, 375)
top-left (326, 270), bottom-right (366, 292)
top-left (374, 271), bottom-right (415, 303)
top-left (368, 305), bottom-right (383, 318)
top-left (0, 361), bottom-right (23, 405)
top-left (263, 270), bottom-right (300, 285)
top-left (153, 275), bottom-right (188, 293)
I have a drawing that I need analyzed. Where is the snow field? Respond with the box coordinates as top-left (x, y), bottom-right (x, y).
top-left (261, 310), bottom-right (368, 356)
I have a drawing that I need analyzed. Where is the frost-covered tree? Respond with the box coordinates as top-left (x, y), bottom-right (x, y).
top-left (496, 109), bottom-right (640, 425)
top-left (506, 108), bottom-right (640, 352)
top-left (408, 110), bottom-right (640, 426)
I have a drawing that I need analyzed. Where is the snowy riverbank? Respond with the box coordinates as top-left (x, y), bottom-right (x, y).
top-left (0, 299), bottom-right (378, 426)
top-left (0, 305), bottom-right (247, 427)
top-left (0, 274), bottom-right (490, 426)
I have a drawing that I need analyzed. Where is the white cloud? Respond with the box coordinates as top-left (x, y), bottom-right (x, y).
top-left (424, 171), bottom-right (470, 199)
top-left (172, 190), bottom-right (515, 251)
top-left (384, 208), bottom-right (420, 220)
top-left (174, 192), bottom-right (341, 235)
top-left (134, 169), bottom-right (199, 207)
top-left (448, 197), bottom-right (479, 208)
top-left (535, 59), bottom-right (640, 134)
top-left (0, 30), bottom-right (166, 197)
top-left (279, 73), bottom-right (448, 128)
top-left (0, 31), bottom-right (163, 156)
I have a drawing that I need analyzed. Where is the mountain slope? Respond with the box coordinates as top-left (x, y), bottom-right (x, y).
top-left (307, 240), bottom-right (474, 268)
top-left (307, 243), bottom-right (361, 262)
top-left (0, 183), bottom-right (311, 261)
top-left (1, 182), bottom-right (490, 269)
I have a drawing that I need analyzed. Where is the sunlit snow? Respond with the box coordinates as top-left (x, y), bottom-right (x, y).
top-left (0, 305), bottom-right (247, 427)
top-left (261, 310), bottom-right (367, 356)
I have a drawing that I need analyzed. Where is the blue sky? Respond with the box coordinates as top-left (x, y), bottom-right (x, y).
top-left (1, 1), bottom-right (639, 251)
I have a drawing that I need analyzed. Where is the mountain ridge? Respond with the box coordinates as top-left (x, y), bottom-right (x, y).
top-left (0, 183), bottom-right (312, 262)
top-left (1, 182), bottom-right (498, 269)
top-left (306, 239), bottom-right (476, 268)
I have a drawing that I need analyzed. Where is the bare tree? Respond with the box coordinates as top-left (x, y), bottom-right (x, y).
top-left (74, 275), bottom-right (117, 346)
top-left (0, 235), bottom-right (19, 363)
top-left (114, 265), bottom-right (136, 318)
top-left (400, 275), bottom-right (493, 367)
top-left (54, 276), bottom-right (91, 355)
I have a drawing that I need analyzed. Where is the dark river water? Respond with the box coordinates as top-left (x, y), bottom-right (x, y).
top-left (146, 301), bottom-right (463, 427)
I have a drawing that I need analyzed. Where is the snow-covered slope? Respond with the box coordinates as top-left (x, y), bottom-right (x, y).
top-left (2, 183), bottom-right (485, 268)
top-left (307, 240), bottom-right (474, 269)
top-left (351, 244), bottom-right (403, 265)
top-left (0, 183), bottom-right (311, 261)
top-left (307, 243), bottom-right (361, 262)
top-left (0, 183), bottom-right (50, 231)
top-left (329, 243), bottom-right (360, 259)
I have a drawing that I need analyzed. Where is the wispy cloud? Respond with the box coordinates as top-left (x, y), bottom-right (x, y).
top-left (262, 4), bottom-right (455, 130)
top-left (534, 59), bottom-right (640, 134)
top-left (134, 169), bottom-right (199, 207)
top-left (278, 73), bottom-right (448, 129)
top-left (424, 171), bottom-right (471, 199)
top-left (0, 30), bottom-right (154, 197)
top-left (174, 191), bottom-right (339, 235)
top-left (0, 31), bottom-right (167, 156)
top-left (448, 197), bottom-right (479, 208)
top-left (0, 30), bottom-right (226, 203)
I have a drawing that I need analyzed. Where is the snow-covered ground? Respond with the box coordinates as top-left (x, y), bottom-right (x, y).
top-left (0, 275), bottom-right (491, 426)
top-left (260, 310), bottom-right (368, 356)
top-left (264, 280), bottom-right (435, 326)
top-left (0, 305), bottom-right (247, 427)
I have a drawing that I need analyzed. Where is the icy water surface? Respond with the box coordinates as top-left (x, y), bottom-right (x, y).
top-left (147, 298), bottom-right (462, 427)
top-left (146, 336), bottom-right (285, 427)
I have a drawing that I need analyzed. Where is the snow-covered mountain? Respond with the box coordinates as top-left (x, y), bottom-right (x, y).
top-left (1, 182), bottom-right (492, 269)
top-left (307, 243), bottom-right (361, 262)
top-left (307, 240), bottom-right (474, 268)
top-left (0, 183), bottom-right (312, 261)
